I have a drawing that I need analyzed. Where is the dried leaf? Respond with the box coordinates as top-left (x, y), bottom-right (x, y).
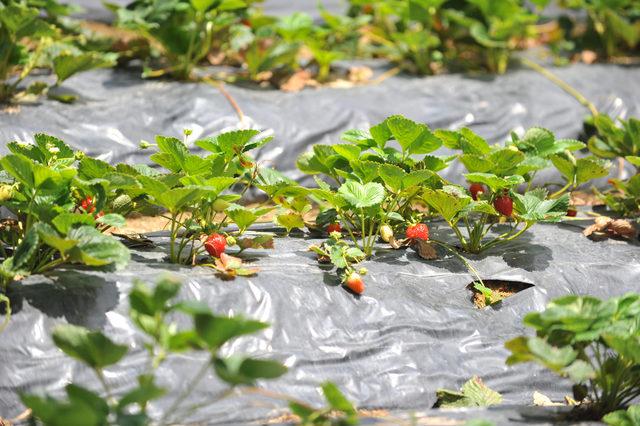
top-left (348, 66), bottom-right (373, 83)
top-left (608, 219), bottom-right (637, 239)
top-left (414, 240), bottom-right (438, 260)
top-left (281, 70), bottom-right (313, 92)
top-left (237, 235), bottom-right (274, 250)
top-left (533, 391), bottom-right (564, 407)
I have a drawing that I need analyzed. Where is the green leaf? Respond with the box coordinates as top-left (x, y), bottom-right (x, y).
top-left (34, 223), bottom-right (79, 254)
top-left (332, 144), bottom-right (361, 162)
top-left (322, 382), bottom-right (357, 415)
top-left (195, 313), bottom-right (268, 350)
top-left (464, 173), bottom-right (524, 192)
top-left (512, 190), bottom-right (569, 222)
top-left (626, 156), bottom-right (640, 167)
top-left (603, 405), bottom-right (640, 426)
top-left (52, 212), bottom-right (95, 234)
top-left (423, 186), bottom-right (471, 222)
top-left (276, 213), bottom-right (305, 232)
top-left (117, 375), bottom-right (166, 411)
top-left (562, 360), bottom-right (595, 383)
top-left (53, 324), bottom-right (127, 369)
top-left (11, 227), bottom-right (39, 270)
top-left (378, 163), bottom-right (406, 192)
top-left (214, 356), bottom-right (287, 386)
top-left (96, 213), bottom-right (126, 228)
top-left (575, 157), bottom-right (610, 185)
top-left (459, 128), bottom-right (491, 155)
top-left (67, 226), bottom-right (130, 269)
top-left (338, 181), bottom-right (385, 208)
top-left (53, 52), bottom-right (117, 83)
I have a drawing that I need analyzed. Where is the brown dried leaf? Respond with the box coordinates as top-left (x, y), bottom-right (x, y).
top-left (348, 66), bottom-right (373, 83)
top-left (608, 219), bottom-right (637, 239)
top-left (280, 70), bottom-right (313, 92)
top-left (414, 240), bottom-right (438, 260)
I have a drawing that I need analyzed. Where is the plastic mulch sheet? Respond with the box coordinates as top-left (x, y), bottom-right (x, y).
top-left (2, 62), bottom-right (639, 190)
top-left (1, 222), bottom-right (638, 423)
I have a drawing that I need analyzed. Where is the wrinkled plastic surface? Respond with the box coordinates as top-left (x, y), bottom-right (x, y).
top-left (2, 63), bottom-right (640, 189)
top-left (1, 222), bottom-right (639, 423)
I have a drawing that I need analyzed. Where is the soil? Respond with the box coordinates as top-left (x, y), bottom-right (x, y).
top-left (468, 280), bottom-right (534, 309)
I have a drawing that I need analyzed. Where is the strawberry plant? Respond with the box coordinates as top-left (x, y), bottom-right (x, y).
top-left (446, 0), bottom-right (538, 74)
top-left (507, 127), bottom-right (610, 198)
top-left (0, 134), bottom-right (130, 292)
top-left (428, 127), bottom-right (570, 253)
top-left (21, 277), bottom-right (288, 425)
top-left (535, 0), bottom-right (640, 59)
top-left (506, 293), bottom-right (640, 420)
top-left (0, 0), bottom-right (117, 102)
top-left (299, 115), bottom-right (448, 257)
top-left (604, 405), bottom-right (640, 426)
top-left (588, 115), bottom-right (640, 170)
top-left (138, 129), bottom-right (275, 266)
top-left (347, 0), bottom-right (445, 75)
top-left (596, 176), bottom-right (640, 217)
top-left (109, 0), bottom-right (258, 79)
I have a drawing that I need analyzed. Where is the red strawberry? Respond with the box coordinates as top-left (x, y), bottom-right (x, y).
top-left (469, 183), bottom-right (485, 201)
top-left (567, 208), bottom-right (577, 217)
top-left (205, 233), bottom-right (227, 258)
top-left (494, 195), bottom-right (513, 216)
top-left (80, 196), bottom-right (96, 214)
top-left (327, 223), bottom-right (342, 234)
top-left (406, 223), bottom-right (429, 241)
top-left (344, 272), bottom-right (365, 294)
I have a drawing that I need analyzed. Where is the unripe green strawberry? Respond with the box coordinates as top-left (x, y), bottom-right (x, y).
top-left (380, 224), bottom-right (393, 242)
top-left (212, 198), bottom-right (230, 213)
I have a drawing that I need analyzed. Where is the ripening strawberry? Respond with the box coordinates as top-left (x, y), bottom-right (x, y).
top-left (327, 223), bottom-right (342, 234)
top-left (406, 223), bottom-right (429, 241)
top-left (567, 208), bottom-right (577, 217)
top-left (494, 195), bottom-right (513, 216)
top-left (469, 183), bottom-right (485, 201)
top-left (205, 233), bottom-right (227, 258)
top-left (80, 196), bottom-right (96, 214)
top-left (344, 272), bottom-right (365, 294)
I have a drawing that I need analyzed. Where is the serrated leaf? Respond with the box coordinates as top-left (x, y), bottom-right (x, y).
top-left (338, 181), bottom-right (385, 208)
top-left (464, 173), bottom-right (524, 192)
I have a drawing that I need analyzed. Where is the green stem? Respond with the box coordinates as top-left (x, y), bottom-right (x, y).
top-left (520, 57), bottom-right (599, 118)
top-left (550, 181), bottom-right (574, 199)
top-left (161, 357), bottom-right (212, 425)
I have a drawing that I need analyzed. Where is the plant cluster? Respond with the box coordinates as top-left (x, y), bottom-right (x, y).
top-left (536, 0), bottom-right (640, 60)
top-left (21, 276), bottom-right (288, 425)
top-left (506, 293), bottom-right (640, 420)
top-left (0, 134), bottom-right (131, 291)
top-left (588, 114), bottom-right (640, 217)
top-left (291, 116), bottom-right (612, 291)
top-left (0, 0), bottom-right (117, 103)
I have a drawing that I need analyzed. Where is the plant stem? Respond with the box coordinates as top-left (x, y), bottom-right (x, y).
top-left (520, 57), bottom-right (599, 117)
top-left (160, 357), bottom-right (212, 425)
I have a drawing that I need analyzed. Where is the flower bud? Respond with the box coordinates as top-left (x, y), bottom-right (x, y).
top-left (226, 236), bottom-right (237, 246)
top-left (139, 140), bottom-right (151, 149)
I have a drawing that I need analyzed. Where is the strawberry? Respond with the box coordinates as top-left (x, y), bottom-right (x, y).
top-left (494, 195), bottom-right (513, 216)
top-left (327, 223), bottom-right (342, 234)
top-left (344, 272), bottom-right (365, 294)
top-left (469, 183), bottom-right (485, 201)
top-left (95, 211), bottom-right (105, 219)
top-left (80, 196), bottom-right (96, 214)
top-left (205, 233), bottom-right (227, 258)
top-left (567, 208), bottom-right (577, 217)
top-left (406, 223), bottom-right (429, 241)
top-left (379, 224), bottom-right (393, 242)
